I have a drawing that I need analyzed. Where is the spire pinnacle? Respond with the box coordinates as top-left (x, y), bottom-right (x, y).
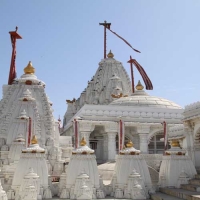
top-left (24, 61), bottom-right (35, 74)
top-left (126, 140), bottom-right (133, 148)
top-left (80, 137), bottom-right (87, 146)
top-left (31, 135), bottom-right (38, 145)
top-left (107, 50), bottom-right (114, 58)
top-left (136, 80), bottom-right (144, 90)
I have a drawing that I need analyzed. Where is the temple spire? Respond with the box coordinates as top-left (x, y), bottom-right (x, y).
top-left (8, 27), bottom-right (22, 85)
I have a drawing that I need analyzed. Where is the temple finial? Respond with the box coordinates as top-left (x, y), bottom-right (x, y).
top-left (80, 137), bottom-right (86, 146)
top-left (107, 50), bottom-right (114, 58)
top-left (126, 140), bottom-right (133, 148)
top-left (136, 80), bottom-right (144, 90)
top-left (24, 61), bottom-right (35, 74)
top-left (31, 135), bottom-right (38, 145)
top-left (171, 140), bottom-right (180, 147)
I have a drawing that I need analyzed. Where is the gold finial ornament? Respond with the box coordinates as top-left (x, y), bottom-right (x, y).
top-left (111, 93), bottom-right (123, 98)
top-left (136, 80), bottom-right (144, 90)
top-left (107, 50), bottom-right (114, 58)
top-left (24, 61), bottom-right (35, 74)
top-left (80, 137), bottom-right (87, 146)
top-left (126, 140), bottom-right (133, 148)
top-left (171, 140), bottom-right (180, 147)
top-left (31, 135), bottom-right (38, 145)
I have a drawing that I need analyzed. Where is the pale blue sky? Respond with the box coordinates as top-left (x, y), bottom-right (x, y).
top-left (1, 1), bottom-right (200, 121)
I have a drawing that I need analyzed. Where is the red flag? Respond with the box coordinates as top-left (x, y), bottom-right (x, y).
top-left (27, 117), bottom-right (32, 147)
top-left (118, 120), bottom-right (125, 151)
top-left (73, 119), bottom-right (79, 149)
top-left (8, 27), bottom-right (22, 85)
top-left (105, 27), bottom-right (141, 53)
top-left (132, 59), bottom-right (153, 90)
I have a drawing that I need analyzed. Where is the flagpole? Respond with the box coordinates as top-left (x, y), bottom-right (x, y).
top-left (8, 27), bottom-right (22, 85)
top-left (74, 119), bottom-right (78, 149)
top-left (127, 56), bottom-right (135, 93)
top-left (104, 23), bottom-right (106, 59)
top-left (99, 21), bottom-right (111, 59)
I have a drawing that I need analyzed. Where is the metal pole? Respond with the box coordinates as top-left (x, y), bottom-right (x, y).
top-left (127, 56), bottom-right (135, 93)
top-left (99, 21), bottom-right (111, 59)
top-left (104, 24), bottom-right (106, 59)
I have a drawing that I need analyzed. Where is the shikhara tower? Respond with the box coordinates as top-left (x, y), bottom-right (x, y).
top-left (0, 61), bottom-right (67, 194)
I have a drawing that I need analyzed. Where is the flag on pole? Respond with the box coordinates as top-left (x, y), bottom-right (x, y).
top-left (104, 26), bottom-right (141, 53)
top-left (118, 120), bottom-right (125, 151)
top-left (8, 27), bottom-right (22, 85)
top-left (27, 117), bottom-right (32, 147)
top-left (73, 119), bottom-right (79, 149)
top-left (131, 59), bottom-right (153, 90)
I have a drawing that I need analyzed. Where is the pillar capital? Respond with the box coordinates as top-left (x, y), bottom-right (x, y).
top-left (139, 133), bottom-right (148, 140)
top-left (105, 122), bottom-right (118, 133)
top-left (78, 121), bottom-right (95, 132)
top-left (107, 132), bottom-right (117, 138)
top-left (137, 125), bottom-right (150, 134)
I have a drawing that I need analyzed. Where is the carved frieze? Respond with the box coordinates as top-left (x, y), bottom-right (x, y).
top-left (137, 125), bottom-right (150, 134)
top-left (78, 121), bottom-right (95, 132)
top-left (104, 122), bottom-right (118, 133)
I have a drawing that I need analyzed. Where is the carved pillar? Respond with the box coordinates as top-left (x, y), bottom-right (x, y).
top-left (137, 125), bottom-right (150, 154)
top-left (103, 134), bottom-right (108, 161)
top-left (107, 132), bottom-right (117, 161)
top-left (184, 123), bottom-right (195, 164)
top-left (104, 122), bottom-right (118, 161)
top-left (96, 139), bottom-right (103, 161)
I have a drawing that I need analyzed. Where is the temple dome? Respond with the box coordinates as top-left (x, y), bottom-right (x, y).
top-left (110, 88), bottom-right (182, 109)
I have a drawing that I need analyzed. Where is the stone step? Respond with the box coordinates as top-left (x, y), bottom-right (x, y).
top-left (160, 187), bottom-right (200, 200)
top-left (181, 184), bottom-right (200, 192)
top-left (151, 192), bottom-right (183, 200)
top-left (190, 179), bottom-right (200, 186)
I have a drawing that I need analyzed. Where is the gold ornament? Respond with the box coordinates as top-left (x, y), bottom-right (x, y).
top-left (171, 140), bottom-right (180, 147)
top-left (136, 80), bottom-right (144, 90)
top-left (80, 137), bottom-right (87, 146)
top-left (126, 140), bottom-right (133, 148)
top-left (107, 50), bottom-right (114, 58)
top-left (24, 61), bottom-right (35, 74)
top-left (31, 135), bottom-right (38, 144)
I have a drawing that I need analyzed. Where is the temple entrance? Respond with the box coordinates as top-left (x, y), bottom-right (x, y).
top-left (89, 127), bottom-right (136, 164)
